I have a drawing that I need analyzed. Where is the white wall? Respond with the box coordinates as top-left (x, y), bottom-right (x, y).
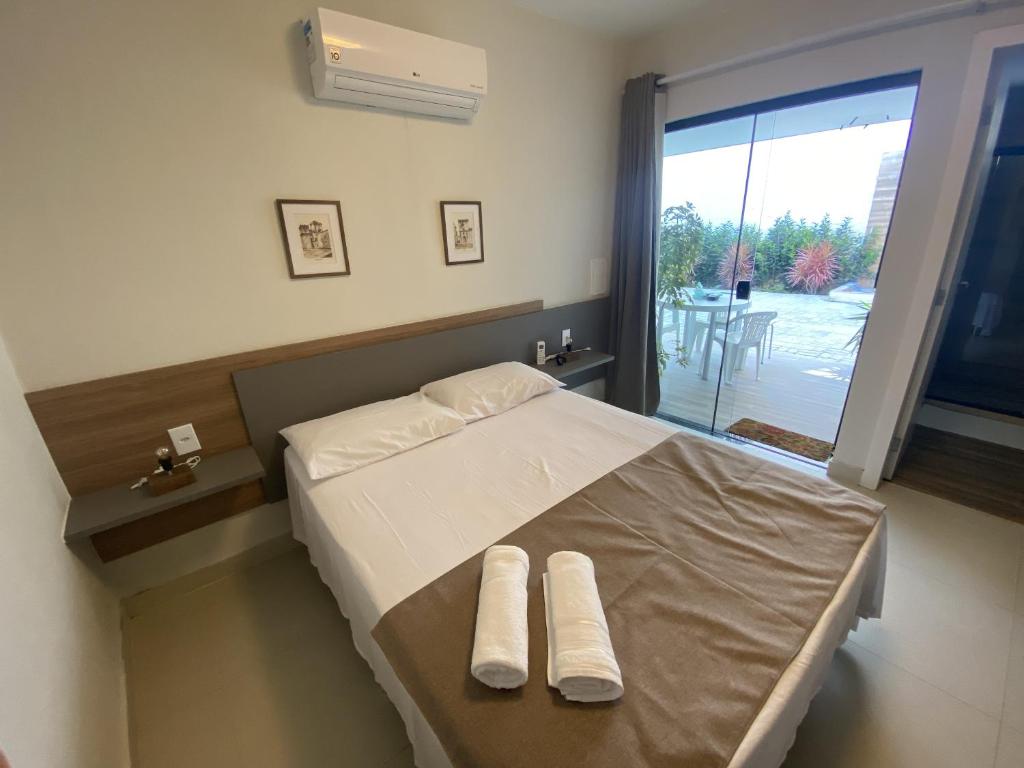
top-left (0, 0), bottom-right (626, 593)
top-left (0, 0), bottom-right (625, 391)
top-left (0, 333), bottom-right (129, 767)
top-left (626, 0), bottom-right (1024, 486)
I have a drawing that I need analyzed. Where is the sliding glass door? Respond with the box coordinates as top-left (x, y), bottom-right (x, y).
top-left (657, 74), bottom-right (919, 462)
top-left (658, 114), bottom-right (755, 430)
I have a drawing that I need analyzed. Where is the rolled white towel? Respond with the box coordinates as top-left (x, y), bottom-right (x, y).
top-left (544, 551), bottom-right (623, 703)
top-left (471, 545), bottom-right (530, 689)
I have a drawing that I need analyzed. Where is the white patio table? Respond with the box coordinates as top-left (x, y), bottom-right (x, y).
top-left (675, 293), bottom-right (751, 380)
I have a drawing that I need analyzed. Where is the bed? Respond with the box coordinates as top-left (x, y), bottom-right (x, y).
top-left (283, 388), bottom-right (886, 768)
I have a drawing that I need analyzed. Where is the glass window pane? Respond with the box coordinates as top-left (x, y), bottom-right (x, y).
top-left (657, 79), bottom-right (917, 462)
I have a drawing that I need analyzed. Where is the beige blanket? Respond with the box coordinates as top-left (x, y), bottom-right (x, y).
top-left (372, 432), bottom-right (884, 768)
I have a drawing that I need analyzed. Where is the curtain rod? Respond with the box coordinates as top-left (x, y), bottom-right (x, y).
top-left (656, 0), bottom-right (1023, 88)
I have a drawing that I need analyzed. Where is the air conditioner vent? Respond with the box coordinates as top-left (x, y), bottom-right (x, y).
top-left (305, 8), bottom-right (487, 121)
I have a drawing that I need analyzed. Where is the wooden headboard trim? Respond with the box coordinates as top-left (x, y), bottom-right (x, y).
top-left (27, 300), bottom-right (544, 496)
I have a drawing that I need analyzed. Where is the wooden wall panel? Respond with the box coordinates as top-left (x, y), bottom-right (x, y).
top-left (27, 300), bottom-right (543, 496)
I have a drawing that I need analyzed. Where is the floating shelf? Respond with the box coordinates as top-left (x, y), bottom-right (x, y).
top-left (531, 350), bottom-right (614, 381)
top-left (63, 446), bottom-right (265, 543)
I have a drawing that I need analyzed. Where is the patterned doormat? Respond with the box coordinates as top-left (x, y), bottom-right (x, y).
top-left (726, 418), bottom-right (834, 462)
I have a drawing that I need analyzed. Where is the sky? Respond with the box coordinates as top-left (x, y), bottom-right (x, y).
top-left (661, 120), bottom-right (912, 231)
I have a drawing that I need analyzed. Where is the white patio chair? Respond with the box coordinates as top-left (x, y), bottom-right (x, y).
top-left (761, 317), bottom-right (776, 364)
top-left (657, 300), bottom-right (679, 350)
top-left (693, 304), bottom-right (750, 358)
top-left (690, 311), bottom-right (712, 357)
top-left (711, 311), bottom-right (778, 384)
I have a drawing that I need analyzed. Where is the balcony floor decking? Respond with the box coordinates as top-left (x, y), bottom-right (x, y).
top-left (655, 291), bottom-right (865, 453)
top-left (657, 346), bottom-right (854, 446)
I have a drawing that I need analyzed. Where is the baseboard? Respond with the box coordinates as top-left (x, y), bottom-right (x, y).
top-left (827, 459), bottom-right (869, 488)
top-left (923, 398), bottom-right (1024, 426)
top-left (917, 402), bottom-right (1024, 451)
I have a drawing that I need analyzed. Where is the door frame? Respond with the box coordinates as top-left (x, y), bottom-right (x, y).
top-left (663, 71), bottom-right (921, 133)
top-left (880, 25), bottom-right (1024, 481)
top-left (657, 72), bottom-right (920, 451)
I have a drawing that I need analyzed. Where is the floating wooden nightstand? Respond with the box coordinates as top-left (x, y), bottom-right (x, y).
top-left (64, 446), bottom-right (266, 562)
top-left (530, 350), bottom-right (614, 382)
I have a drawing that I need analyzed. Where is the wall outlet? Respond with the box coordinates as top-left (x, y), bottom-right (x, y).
top-left (561, 328), bottom-right (572, 348)
top-left (167, 423), bottom-right (202, 456)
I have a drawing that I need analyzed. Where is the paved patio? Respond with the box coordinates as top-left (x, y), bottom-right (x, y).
top-left (747, 291), bottom-right (868, 362)
top-left (657, 291), bottom-right (862, 447)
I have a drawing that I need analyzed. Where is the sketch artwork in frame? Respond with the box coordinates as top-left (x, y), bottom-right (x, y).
top-left (275, 199), bottom-right (350, 279)
top-left (440, 201), bottom-right (484, 265)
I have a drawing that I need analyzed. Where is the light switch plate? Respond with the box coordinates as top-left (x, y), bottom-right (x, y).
top-left (168, 423), bottom-right (201, 456)
top-left (562, 328), bottom-right (572, 347)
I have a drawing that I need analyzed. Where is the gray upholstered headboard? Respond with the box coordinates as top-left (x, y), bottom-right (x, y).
top-left (233, 298), bottom-right (609, 501)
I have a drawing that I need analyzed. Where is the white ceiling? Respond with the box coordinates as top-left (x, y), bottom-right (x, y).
top-left (509, 0), bottom-right (708, 39)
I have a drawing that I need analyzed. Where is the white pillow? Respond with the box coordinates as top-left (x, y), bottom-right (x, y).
top-left (280, 393), bottom-right (465, 480)
top-left (420, 361), bottom-right (563, 422)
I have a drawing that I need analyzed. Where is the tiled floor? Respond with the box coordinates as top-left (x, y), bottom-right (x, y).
top-left (123, 481), bottom-right (1024, 768)
top-left (783, 481), bottom-right (1024, 768)
top-left (122, 546), bottom-right (415, 768)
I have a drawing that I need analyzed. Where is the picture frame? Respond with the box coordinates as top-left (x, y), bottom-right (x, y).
top-left (275, 199), bottom-right (350, 279)
top-left (439, 201), bottom-right (484, 265)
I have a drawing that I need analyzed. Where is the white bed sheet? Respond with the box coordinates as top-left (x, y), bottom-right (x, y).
top-left (286, 389), bottom-right (886, 768)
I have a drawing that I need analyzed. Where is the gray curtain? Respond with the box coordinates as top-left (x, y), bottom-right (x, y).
top-left (606, 73), bottom-right (661, 416)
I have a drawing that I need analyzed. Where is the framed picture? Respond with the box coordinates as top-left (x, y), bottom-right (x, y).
top-left (275, 199), bottom-right (350, 279)
top-left (440, 201), bottom-right (484, 265)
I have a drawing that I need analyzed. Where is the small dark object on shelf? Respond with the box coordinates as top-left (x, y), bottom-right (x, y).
top-left (530, 350), bottom-right (614, 382)
top-left (155, 446), bottom-right (174, 473)
top-left (148, 465), bottom-right (196, 497)
top-left (555, 350), bottom-right (585, 366)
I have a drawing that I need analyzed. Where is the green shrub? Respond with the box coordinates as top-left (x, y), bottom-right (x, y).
top-left (659, 208), bottom-right (878, 295)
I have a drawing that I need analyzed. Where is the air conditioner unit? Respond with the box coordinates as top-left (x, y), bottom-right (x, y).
top-left (303, 8), bottom-right (487, 121)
